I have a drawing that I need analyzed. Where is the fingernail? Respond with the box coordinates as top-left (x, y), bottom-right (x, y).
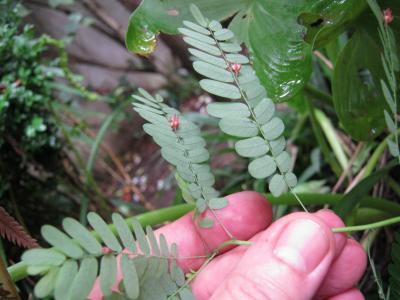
top-left (273, 219), bottom-right (330, 273)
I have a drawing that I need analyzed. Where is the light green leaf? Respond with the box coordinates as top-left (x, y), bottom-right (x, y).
top-left (41, 225), bottom-right (83, 259)
top-left (200, 79), bottom-right (241, 99)
top-left (112, 213), bottom-right (137, 253)
top-left (132, 102), bottom-right (163, 115)
top-left (171, 260), bottom-right (185, 286)
top-left (190, 4), bottom-right (208, 27)
top-left (219, 117), bottom-right (258, 138)
top-left (183, 20), bottom-right (210, 35)
top-left (235, 137), bottom-right (269, 158)
top-left (143, 123), bottom-right (176, 139)
top-left (138, 88), bottom-right (156, 101)
top-left (209, 20), bottom-right (222, 31)
top-left (27, 265), bottom-right (52, 276)
top-left (219, 42), bottom-right (242, 53)
top-left (199, 217), bottom-right (214, 228)
top-left (34, 267), bottom-right (58, 298)
top-left (261, 117), bottom-right (285, 140)
top-left (175, 173), bottom-right (196, 203)
top-left (181, 135), bottom-right (206, 149)
top-left (183, 37), bottom-right (221, 55)
top-left (196, 170), bottom-right (215, 187)
top-left (121, 254), bottom-right (139, 300)
top-left (22, 249), bottom-right (66, 266)
top-left (188, 48), bottom-right (227, 68)
top-left (207, 102), bottom-right (250, 118)
top-left (146, 226), bottom-right (160, 256)
top-left (276, 151), bottom-right (292, 173)
top-left (254, 98), bottom-right (275, 125)
top-left (100, 255), bottom-right (117, 297)
top-left (179, 28), bottom-right (215, 44)
top-left (381, 80), bottom-right (396, 114)
top-left (69, 257), bottom-right (98, 300)
top-left (208, 197), bottom-right (228, 209)
top-left (269, 137), bottom-right (286, 156)
top-left (193, 61), bottom-right (233, 83)
top-left (159, 234), bottom-right (169, 257)
top-left (269, 174), bottom-right (288, 197)
top-left (388, 138), bottom-right (400, 157)
top-left (132, 95), bottom-right (160, 109)
top-left (179, 287), bottom-right (196, 300)
top-left (248, 155), bottom-right (276, 179)
top-left (214, 28), bottom-right (234, 40)
top-left (54, 260), bottom-right (78, 300)
top-left (177, 165), bottom-right (196, 183)
top-left (285, 172), bottom-right (297, 188)
top-left (135, 108), bottom-right (170, 127)
top-left (87, 212), bottom-right (122, 252)
top-left (196, 197), bottom-right (207, 213)
top-left (225, 53), bottom-right (249, 64)
top-left (132, 219), bottom-right (150, 255)
top-left (384, 110), bottom-right (396, 134)
top-left (189, 183), bottom-right (202, 199)
top-left (187, 147), bottom-right (210, 163)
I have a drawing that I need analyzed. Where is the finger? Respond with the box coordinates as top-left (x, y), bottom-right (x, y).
top-left (192, 209), bottom-right (347, 299)
top-left (89, 191), bottom-right (272, 299)
top-left (325, 288), bottom-right (364, 300)
top-left (314, 239), bottom-right (367, 299)
top-left (210, 213), bottom-right (336, 300)
top-left (160, 191), bottom-right (272, 271)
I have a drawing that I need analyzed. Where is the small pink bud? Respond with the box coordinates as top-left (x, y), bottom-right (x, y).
top-left (230, 63), bottom-right (242, 76)
top-left (169, 114), bottom-right (180, 131)
top-left (383, 8), bottom-right (393, 25)
top-left (102, 247), bottom-right (112, 254)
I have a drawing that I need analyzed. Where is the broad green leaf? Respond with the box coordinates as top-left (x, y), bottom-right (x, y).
top-left (254, 98), bottom-right (275, 125)
top-left (187, 147), bottom-right (210, 163)
top-left (275, 151), bottom-right (292, 173)
top-left (41, 225), bottom-right (83, 259)
top-left (207, 102), bottom-right (250, 118)
top-left (332, 29), bottom-right (388, 140)
top-left (87, 212), bottom-right (122, 252)
top-left (200, 79), bottom-right (241, 99)
top-left (235, 137), bottom-right (269, 158)
top-left (54, 260), bottom-right (78, 300)
top-left (69, 257), bottom-right (98, 300)
top-left (197, 170), bottom-right (215, 187)
top-left (132, 219), bottom-right (150, 255)
top-left (146, 226), bottom-right (161, 256)
top-left (177, 165), bottom-right (196, 183)
top-left (112, 213), bottom-right (137, 253)
top-left (214, 28), bottom-right (234, 41)
top-left (248, 155), bottom-right (276, 179)
top-left (183, 20), bottom-right (210, 35)
top-left (121, 255), bottom-right (139, 299)
top-left (100, 255), bottom-right (117, 297)
top-left (182, 135), bottom-right (206, 149)
top-left (34, 267), bottom-right (58, 298)
top-left (261, 117), bottom-right (285, 140)
top-left (188, 48), bottom-right (227, 68)
top-left (178, 28), bottom-right (215, 44)
top-left (198, 217), bottom-right (214, 228)
top-left (285, 172), bottom-right (298, 188)
top-left (22, 249), bottom-right (66, 266)
top-left (193, 61), bottom-right (233, 83)
top-left (384, 110), bottom-right (396, 133)
top-left (208, 197), bottom-right (228, 210)
top-left (269, 174), bottom-right (287, 197)
top-left (219, 117), bottom-right (258, 138)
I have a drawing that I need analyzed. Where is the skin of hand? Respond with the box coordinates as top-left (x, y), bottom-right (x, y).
top-left (90, 191), bottom-right (367, 300)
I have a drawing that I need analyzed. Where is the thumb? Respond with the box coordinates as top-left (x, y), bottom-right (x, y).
top-left (210, 213), bottom-right (336, 300)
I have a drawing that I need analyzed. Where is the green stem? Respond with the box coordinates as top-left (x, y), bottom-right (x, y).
top-left (333, 216), bottom-right (400, 233)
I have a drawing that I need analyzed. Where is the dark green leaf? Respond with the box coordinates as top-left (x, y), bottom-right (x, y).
top-left (384, 110), bottom-right (396, 133)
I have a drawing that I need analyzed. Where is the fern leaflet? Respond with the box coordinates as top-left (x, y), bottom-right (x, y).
top-left (21, 213), bottom-right (193, 300)
top-left (132, 89), bottom-right (231, 230)
top-left (180, 5), bottom-right (298, 199)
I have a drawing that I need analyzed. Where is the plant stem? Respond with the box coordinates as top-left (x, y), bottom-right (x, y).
top-left (332, 216), bottom-right (400, 233)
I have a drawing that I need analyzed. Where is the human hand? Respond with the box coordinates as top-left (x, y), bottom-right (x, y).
top-left (90, 191), bottom-right (367, 300)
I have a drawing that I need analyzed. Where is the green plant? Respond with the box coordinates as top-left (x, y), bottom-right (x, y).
top-left (389, 230), bottom-right (400, 299)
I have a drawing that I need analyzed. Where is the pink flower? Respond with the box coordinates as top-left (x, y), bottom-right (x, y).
top-left (383, 8), bottom-right (393, 25)
top-left (230, 63), bottom-right (242, 76)
top-left (169, 114), bottom-right (180, 131)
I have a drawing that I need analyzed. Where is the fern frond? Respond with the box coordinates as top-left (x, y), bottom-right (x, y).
top-left (132, 89), bottom-right (229, 228)
top-left (389, 230), bottom-right (400, 299)
top-left (0, 206), bottom-right (38, 249)
top-left (21, 213), bottom-right (193, 300)
top-left (179, 5), bottom-right (297, 197)
top-left (368, 0), bottom-right (399, 162)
